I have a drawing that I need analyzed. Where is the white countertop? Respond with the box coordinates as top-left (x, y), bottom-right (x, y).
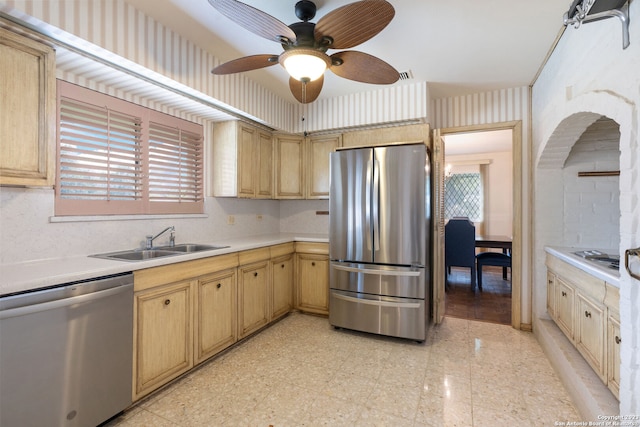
top-left (545, 246), bottom-right (620, 287)
top-left (0, 233), bottom-right (328, 296)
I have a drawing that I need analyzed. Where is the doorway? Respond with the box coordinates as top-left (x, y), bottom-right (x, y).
top-left (443, 129), bottom-right (513, 325)
top-left (435, 121), bottom-right (522, 329)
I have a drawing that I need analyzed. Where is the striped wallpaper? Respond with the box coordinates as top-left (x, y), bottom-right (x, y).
top-left (2, 0), bottom-right (296, 130)
top-left (2, 0), bottom-right (430, 133)
top-left (430, 86), bottom-right (529, 129)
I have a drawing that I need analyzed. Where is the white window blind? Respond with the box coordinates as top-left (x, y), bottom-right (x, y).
top-left (55, 81), bottom-right (203, 216)
top-left (147, 118), bottom-right (204, 214)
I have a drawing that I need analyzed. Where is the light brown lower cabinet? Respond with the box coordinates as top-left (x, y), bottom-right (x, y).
top-left (132, 242), bottom-right (329, 401)
top-left (271, 251), bottom-right (294, 321)
top-left (195, 268), bottom-right (237, 364)
top-left (133, 253), bottom-right (238, 400)
top-left (133, 280), bottom-right (193, 400)
top-left (295, 242), bottom-right (329, 315)
top-left (238, 259), bottom-right (270, 339)
top-left (546, 253), bottom-right (620, 400)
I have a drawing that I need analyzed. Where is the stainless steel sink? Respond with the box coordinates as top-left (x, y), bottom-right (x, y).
top-left (158, 243), bottom-right (229, 253)
top-left (90, 243), bottom-right (229, 262)
top-left (91, 249), bottom-right (181, 261)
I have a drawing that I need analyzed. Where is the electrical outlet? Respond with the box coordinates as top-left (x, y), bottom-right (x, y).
top-left (227, 215), bottom-right (235, 225)
top-left (256, 214), bottom-right (263, 221)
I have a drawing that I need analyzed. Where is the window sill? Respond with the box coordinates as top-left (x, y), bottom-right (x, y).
top-left (49, 213), bottom-right (208, 223)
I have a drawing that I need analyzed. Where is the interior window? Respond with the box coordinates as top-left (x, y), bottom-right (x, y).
top-left (444, 172), bottom-right (483, 222)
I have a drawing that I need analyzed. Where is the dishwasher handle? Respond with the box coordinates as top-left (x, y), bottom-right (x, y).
top-left (0, 283), bottom-right (133, 320)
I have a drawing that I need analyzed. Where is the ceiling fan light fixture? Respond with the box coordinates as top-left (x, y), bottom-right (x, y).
top-left (280, 49), bottom-right (330, 82)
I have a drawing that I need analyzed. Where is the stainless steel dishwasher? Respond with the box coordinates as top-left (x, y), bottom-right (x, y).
top-left (0, 272), bottom-right (134, 427)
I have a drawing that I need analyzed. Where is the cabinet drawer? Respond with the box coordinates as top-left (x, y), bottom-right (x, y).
top-left (238, 247), bottom-right (271, 265)
top-left (270, 242), bottom-right (294, 258)
top-left (295, 242), bottom-right (328, 255)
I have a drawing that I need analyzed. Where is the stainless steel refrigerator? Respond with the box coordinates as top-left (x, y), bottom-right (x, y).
top-left (329, 143), bottom-right (431, 342)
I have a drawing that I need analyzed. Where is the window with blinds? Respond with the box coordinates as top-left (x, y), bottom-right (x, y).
top-left (55, 81), bottom-right (204, 216)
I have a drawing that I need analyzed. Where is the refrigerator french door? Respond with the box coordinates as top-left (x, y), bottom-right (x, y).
top-left (329, 143), bottom-right (431, 341)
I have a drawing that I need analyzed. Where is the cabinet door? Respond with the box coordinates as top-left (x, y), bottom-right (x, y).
top-left (256, 130), bottom-right (273, 198)
top-left (607, 315), bottom-right (621, 399)
top-left (134, 281), bottom-right (193, 399)
top-left (274, 134), bottom-right (304, 199)
top-left (296, 253), bottom-right (329, 315)
top-left (576, 294), bottom-right (606, 380)
top-left (554, 278), bottom-right (575, 340)
top-left (238, 261), bottom-right (270, 338)
top-left (1, 29), bottom-right (55, 186)
top-left (195, 269), bottom-right (237, 364)
top-left (307, 134), bottom-right (341, 199)
top-left (546, 271), bottom-right (556, 318)
top-left (271, 254), bottom-right (293, 320)
top-left (238, 123), bottom-right (257, 198)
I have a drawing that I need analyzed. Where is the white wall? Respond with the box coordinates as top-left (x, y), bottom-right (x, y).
top-left (532, 1), bottom-right (640, 412)
top-left (0, 187), bottom-right (281, 264)
top-left (279, 200), bottom-right (330, 235)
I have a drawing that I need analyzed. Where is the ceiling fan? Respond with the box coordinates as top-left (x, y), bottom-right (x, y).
top-left (207, 0), bottom-right (400, 103)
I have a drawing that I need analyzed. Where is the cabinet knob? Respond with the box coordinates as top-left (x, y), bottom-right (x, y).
top-left (584, 310), bottom-right (591, 318)
top-left (311, 262), bottom-right (316, 266)
top-left (548, 280), bottom-right (553, 285)
top-left (254, 272), bottom-right (258, 277)
top-left (561, 291), bottom-right (567, 297)
top-left (281, 264), bottom-right (285, 268)
top-left (216, 283), bottom-right (222, 289)
top-left (164, 299), bottom-right (171, 305)
top-left (615, 336), bottom-right (621, 344)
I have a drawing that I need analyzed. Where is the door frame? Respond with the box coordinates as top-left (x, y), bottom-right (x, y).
top-left (436, 121), bottom-right (523, 329)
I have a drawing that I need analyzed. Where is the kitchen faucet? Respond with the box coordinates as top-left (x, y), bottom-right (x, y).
top-left (146, 226), bottom-right (175, 249)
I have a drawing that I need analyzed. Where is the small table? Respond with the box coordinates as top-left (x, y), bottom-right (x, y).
top-left (475, 235), bottom-right (512, 279)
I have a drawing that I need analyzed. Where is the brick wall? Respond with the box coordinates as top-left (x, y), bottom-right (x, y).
top-left (532, 1), bottom-right (639, 413)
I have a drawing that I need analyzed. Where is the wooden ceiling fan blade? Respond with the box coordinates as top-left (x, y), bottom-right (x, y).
top-left (207, 0), bottom-right (296, 44)
top-left (314, 0), bottom-right (394, 49)
top-left (212, 54), bottom-right (279, 75)
top-left (330, 51), bottom-right (399, 84)
top-left (289, 76), bottom-right (323, 104)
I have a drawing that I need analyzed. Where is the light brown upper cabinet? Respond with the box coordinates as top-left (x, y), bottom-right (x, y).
top-left (307, 134), bottom-right (342, 199)
top-left (274, 133), bottom-right (341, 199)
top-left (212, 121), bottom-right (273, 198)
top-left (274, 133), bottom-right (305, 199)
top-left (0, 28), bottom-right (56, 187)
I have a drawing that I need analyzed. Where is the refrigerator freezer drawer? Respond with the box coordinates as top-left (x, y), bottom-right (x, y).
top-left (329, 290), bottom-right (427, 341)
top-left (330, 262), bottom-right (426, 299)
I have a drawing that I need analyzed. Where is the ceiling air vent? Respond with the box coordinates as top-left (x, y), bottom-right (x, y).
top-left (399, 70), bottom-right (413, 81)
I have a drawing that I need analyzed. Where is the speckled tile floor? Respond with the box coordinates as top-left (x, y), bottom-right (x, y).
top-left (106, 313), bottom-right (579, 426)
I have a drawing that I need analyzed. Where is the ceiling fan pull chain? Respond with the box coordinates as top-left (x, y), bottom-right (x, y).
top-left (301, 79), bottom-right (309, 136)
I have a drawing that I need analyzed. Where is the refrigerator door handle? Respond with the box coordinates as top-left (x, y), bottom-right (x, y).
top-left (373, 158), bottom-right (380, 252)
top-left (333, 264), bottom-right (421, 277)
top-left (332, 292), bottom-right (421, 309)
top-left (365, 158), bottom-right (373, 252)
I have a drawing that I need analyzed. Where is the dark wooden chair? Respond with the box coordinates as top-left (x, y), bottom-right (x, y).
top-left (445, 217), bottom-right (477, 291)
top-left (476, 251), bottom-right (512, 291)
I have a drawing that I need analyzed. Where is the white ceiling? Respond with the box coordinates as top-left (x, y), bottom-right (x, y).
top-left (124, 0), bottom-right (569, 103)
